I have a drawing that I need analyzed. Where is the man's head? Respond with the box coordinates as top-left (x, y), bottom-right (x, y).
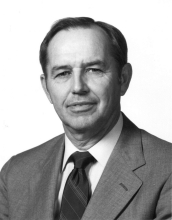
top-left (40, 17), bottom-right (132, 138)
top-left (40, 17), bottom-right (128, 79)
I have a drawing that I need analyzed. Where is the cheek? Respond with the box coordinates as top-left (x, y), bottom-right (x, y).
top-left (90, 80), bottom-right (112, 107)
top-left (47, 83), bottom-right (67, 108)
top-left (94, 80), bottom-right (120, 110)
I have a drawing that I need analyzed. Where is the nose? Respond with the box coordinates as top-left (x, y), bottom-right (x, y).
top-left (71, 71), bottom-right (89, 95)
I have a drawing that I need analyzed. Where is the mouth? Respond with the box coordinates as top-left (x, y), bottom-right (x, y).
top-left (67, 101), bottom-right (96, 113)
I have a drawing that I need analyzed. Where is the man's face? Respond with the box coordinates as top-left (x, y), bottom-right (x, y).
top-left (42, 26), bottom-right (123, 133)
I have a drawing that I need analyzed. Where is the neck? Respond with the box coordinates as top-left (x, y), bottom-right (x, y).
top-left (63, 112), bottom-right (120, 150)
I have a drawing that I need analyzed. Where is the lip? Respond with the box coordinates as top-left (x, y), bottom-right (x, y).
top-left (67, 101), bottom-right (96, 112)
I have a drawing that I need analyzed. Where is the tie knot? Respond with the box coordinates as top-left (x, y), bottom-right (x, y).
top-left (71, 151), bottom-right (95, 169)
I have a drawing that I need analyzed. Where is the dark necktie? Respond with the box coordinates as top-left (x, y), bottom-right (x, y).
top-left (59, 151), bottom-right (95, 220)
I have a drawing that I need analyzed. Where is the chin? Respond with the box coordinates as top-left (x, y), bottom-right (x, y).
top-left (64, 117), bottom-right (97, 132)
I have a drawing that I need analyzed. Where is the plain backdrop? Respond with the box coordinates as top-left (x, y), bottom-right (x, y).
top-left (0, 0), bottom-right (172, 169)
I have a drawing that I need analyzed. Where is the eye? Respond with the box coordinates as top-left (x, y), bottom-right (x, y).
top-left (86, 68), bottom-right (103, 73)
top-left (55, 71), bottom-right (71, 78)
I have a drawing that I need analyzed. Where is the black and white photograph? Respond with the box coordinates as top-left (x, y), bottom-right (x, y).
top-left (0, 0), bottom-right (172, 219)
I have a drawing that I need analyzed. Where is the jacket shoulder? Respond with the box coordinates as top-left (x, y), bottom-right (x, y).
top-left (141, 130), bottom-right (172, 172)
top-left (13, 134), bottom-right (64, 162)
top-left (1, 134), bottom-right (65, 178)
top-left (141, 129), bottom-right (172, 152)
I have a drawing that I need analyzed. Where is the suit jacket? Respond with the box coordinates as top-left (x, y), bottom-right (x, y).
top-left (0, 115), bottom-right (172, 220)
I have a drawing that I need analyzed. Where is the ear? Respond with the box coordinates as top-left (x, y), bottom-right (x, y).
top-left (120, 63), bottom-right (132, 96)
top-left (40, 74), bottom-right (53, 104)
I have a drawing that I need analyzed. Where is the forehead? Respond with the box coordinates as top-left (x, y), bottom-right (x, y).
top-left (47, 26), bottom-right (111, 66)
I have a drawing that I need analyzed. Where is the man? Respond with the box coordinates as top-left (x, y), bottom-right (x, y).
top-left (0, 17), bottom-right (171, 220)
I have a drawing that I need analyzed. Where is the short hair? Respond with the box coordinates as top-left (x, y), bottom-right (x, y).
top-left (39, 17), bottom-right (128, 78)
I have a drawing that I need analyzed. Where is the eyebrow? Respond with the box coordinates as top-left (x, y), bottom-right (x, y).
top-left (52, 65), bottom-right (72, 72)
top-left (82, 60), bottom-right (107, 68)
top-left (51, 60), bottom-right (107, 74)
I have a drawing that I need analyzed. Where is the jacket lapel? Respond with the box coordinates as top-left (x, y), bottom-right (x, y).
top-left (26, 115), bottom-right (145, 220)
top-left (82, 115), bottom-right (146, 220)
top-left (27, 135), bottom-right (65, 220)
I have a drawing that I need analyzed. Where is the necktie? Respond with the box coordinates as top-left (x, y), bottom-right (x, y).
top-left (59, 151), bottom-right (95, 220)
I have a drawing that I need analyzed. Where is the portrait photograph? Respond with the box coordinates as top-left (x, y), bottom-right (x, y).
top-left (0, 0), bottom-right (172, 219)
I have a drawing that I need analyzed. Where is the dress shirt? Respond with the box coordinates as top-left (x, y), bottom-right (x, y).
top-left (58, 113), bottom-right (123, 205)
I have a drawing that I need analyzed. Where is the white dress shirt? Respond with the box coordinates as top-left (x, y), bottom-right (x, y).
top-left (58, 113), bottom-right (123, 205)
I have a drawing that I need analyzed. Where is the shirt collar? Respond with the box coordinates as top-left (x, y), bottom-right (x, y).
top-left (63, 113), bottom-right (123, 170)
